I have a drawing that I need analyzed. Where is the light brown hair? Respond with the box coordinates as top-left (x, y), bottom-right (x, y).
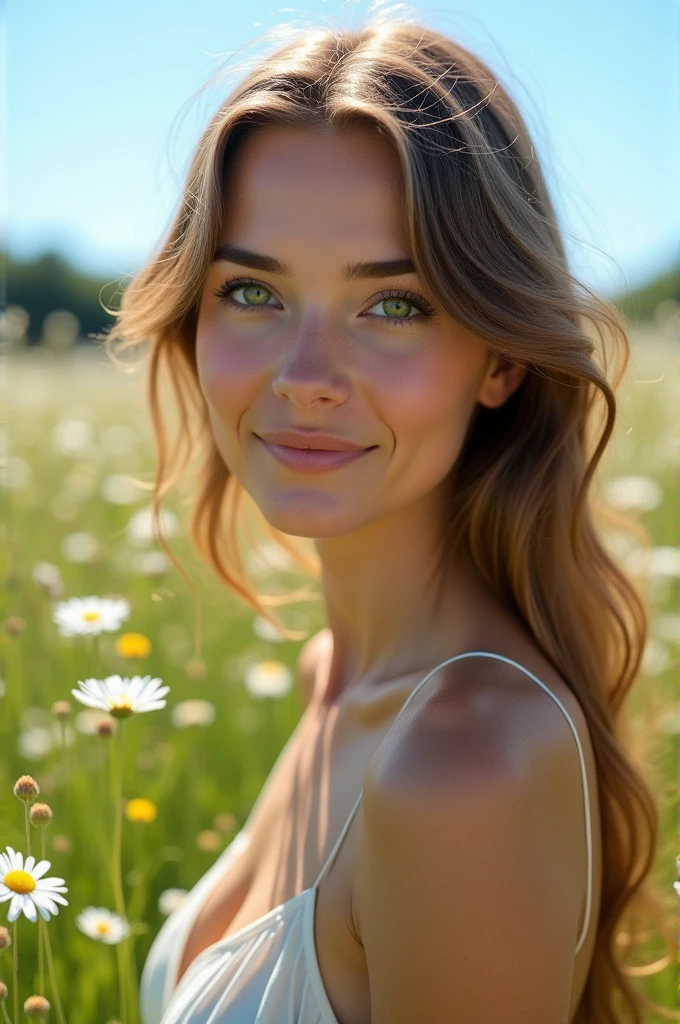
top-left (102, 18), bottom-right (677, 1021)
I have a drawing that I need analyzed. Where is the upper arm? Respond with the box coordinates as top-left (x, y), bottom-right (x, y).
top-left (357, 703), bottom-right (583, 1023)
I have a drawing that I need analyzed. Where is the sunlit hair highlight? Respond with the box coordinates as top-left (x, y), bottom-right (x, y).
top-left (101, 18), bottom-right (678, 1021)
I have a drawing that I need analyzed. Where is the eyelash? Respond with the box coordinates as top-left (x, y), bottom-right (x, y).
top-left (211, 276), bottom-right (438, 327)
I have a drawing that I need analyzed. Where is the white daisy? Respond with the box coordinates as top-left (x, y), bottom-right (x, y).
top-left (75, 907), bottom-right (130, 944)
top-left (134, 550), bottom-right (171, 577)
top-left (51, 418), bottom-right (94, 456)
top-left (158, 889), bottom-right (188, 916)
top-left (244, 660), bottom-right (293, 699)
top-left (171, 699), bottom-right (216, 729)
top-left (52, 596), bottom-right (130, 637)
top-left (127, 505), bottom-right (179, 547)
top-left (0, 847), bottom-right (69, 922)
top-left (71, 675), bottom-right (169, 719)
top-left (60, 531), bottom-right (100, 563)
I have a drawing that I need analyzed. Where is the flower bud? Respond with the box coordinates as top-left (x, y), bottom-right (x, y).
top-left (0, 925), bottom-right (10, 950)
top-left (0, 980), bottom-right (7, 1001)
top-left (13, 775), bottom-right (40, 803)
top-left (51, 700), bottom-right (72, 720)
top-left (96, 719), bottom-right (116, 738)
top-left (5, 615), bottom-right (26, 636)
top-left (24, 994), bottom-right (51, 1018)
top-left (29, 803), bottom-right (53, 828)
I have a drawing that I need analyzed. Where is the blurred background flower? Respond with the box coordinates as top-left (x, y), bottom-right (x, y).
top-left (171, 699), bottom-right (216, 729)
top-left (125, 798), bottom-right (158, 824)
top-left (76, 907), bottom-right (131, 944)
top-left (244, 661), bottom-right (293, 699)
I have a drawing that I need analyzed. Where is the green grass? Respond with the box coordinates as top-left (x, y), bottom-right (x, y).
top-left (0, 328), bottom-right (678, 1021)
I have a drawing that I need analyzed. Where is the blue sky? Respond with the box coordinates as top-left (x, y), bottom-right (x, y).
top-left (7, 0), bottom-right (680, 297)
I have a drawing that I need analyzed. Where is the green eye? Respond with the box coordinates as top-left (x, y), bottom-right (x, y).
top-left (213, 278), bottom-right (275, 308)
top-left (212, 277), bottom-right (438, 327)
top-left (375, 296), bottom-right (415, 320)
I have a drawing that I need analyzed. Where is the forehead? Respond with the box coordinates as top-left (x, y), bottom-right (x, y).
top-left (220, 125), bottom-right (408, 248)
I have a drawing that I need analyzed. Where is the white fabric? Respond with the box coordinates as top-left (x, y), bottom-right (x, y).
top-left (140, 651), bottom-right (594, 1023)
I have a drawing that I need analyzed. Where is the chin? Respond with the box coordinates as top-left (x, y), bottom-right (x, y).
top-left (254, 496), bottom-right (370, 540)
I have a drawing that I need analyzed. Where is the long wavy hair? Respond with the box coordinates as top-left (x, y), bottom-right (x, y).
top-left (101, 17), bottom-right (678, 1022)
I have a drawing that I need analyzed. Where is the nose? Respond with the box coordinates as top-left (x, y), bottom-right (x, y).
top-left (270, 318), bottom-right (351, 409)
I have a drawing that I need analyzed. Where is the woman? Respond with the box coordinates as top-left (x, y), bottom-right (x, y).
top-left (105, 17), bottom-right (675, 1024)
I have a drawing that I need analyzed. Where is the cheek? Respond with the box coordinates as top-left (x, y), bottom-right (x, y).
top-left (378, 351), bottom-right (474, 468)
top-left (195, 322), bottom-right (261, 416)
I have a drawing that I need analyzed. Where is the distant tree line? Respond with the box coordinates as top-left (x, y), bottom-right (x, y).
top-left (2, 246), bottom-right (679, 346)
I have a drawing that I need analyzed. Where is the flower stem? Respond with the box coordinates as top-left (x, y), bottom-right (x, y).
top-left (12, 919), bottom-right (18, 1024)
top-left (24, 805), bottom-right (30, 858)
top-left (39, 833), bottom-right (46, 994)
top-left (40, 918), bottom-right (67, 1024)
top-left (1, 999), bottom-right (12, 1024)
top-left (111, 722), bottom-right (133, 1023)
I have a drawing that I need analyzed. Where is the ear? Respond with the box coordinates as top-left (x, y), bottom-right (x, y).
top-left (476, 353), bottom-right (529, 410)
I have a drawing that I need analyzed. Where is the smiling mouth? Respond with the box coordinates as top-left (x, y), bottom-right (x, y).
top-left (256, 436), bottom-right (378, 473)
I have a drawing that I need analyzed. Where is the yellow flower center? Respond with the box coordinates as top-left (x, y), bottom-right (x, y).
top-left (82, 611), bottom-right (101, 622)
top-left (95, 921), bottom-right (111, 935)
top-left (108, 696), bottom-right (134, 719)
top-left (125, 798), bottom-right (158, 823)
top-left (4, 870), bottom-right (36, 894)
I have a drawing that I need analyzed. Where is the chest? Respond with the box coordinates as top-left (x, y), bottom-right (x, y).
top-left (224, 696), bottom-right (406, 1024)
top-left (176, 690), bottom-right (406, 1023)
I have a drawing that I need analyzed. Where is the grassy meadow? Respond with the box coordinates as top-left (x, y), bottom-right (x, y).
top-left (0, 324), bottom-right (678, 1022)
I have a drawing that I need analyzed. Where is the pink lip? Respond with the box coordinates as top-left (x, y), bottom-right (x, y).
top-left (257, 436), bottom-right (376, 473)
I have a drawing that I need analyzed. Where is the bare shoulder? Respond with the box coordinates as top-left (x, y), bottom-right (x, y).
top-left (365, 649), bottom-right (593, 804)
top-left (356, 651), bottom-right (594, 1022)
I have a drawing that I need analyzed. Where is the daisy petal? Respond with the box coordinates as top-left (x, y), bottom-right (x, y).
top-left (137, 701), bottom-right (167, 712)
top-left (7, 894), bottom-right (22, 922)
top-left (32, 893), bottom-right (58, 918)
top-left (31, 860), bottom-right (51, 881)
top-left (39, 892), bottom-right (68, 907)
top-left (22, 895), bottom-right (38, 922)
top-left (78, 679), bottom-right (109, 697)
top-left (24, 855), bottom-right (36, 874)
top-left (147, 686), bottom-right (171, 700)
top-left (38, 877), bottom-right (66, 888)
top-left (125, 677), bottom-right (146, 702)
top-left (6, 848), bottom-right (21, 870)
top-left (71, 691), bottom-right (107, 710)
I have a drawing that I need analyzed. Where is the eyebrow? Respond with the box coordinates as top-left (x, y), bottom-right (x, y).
top-left (211, 243), bottom-right (416, 280)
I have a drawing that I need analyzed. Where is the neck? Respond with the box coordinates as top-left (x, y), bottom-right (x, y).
top-left (313, 488), bottom-right (488, 703)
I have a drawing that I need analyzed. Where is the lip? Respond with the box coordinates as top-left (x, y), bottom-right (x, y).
top-left (256, 436), bottom-right (377, 474)
top-left (256, 429), bottom-right (370, 451)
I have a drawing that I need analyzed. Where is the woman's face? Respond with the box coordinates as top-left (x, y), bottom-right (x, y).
top-left (196, 125), bottom-right (522, 538)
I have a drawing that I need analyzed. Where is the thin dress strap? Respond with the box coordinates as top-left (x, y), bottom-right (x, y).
top-left (311, 650), bottom-right (593, 955)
